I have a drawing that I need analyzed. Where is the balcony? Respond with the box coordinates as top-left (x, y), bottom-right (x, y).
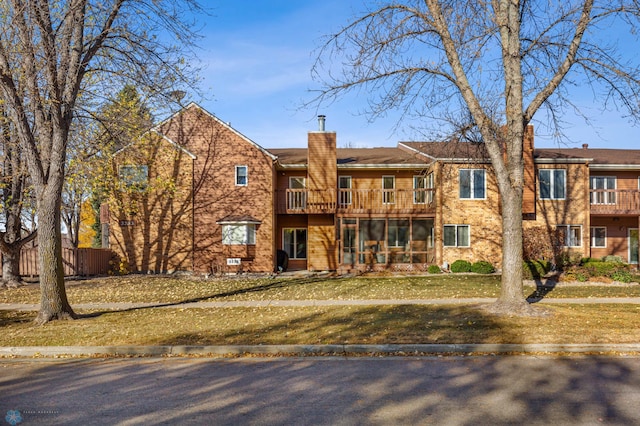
top-left (277, 188), bottom-right (436, 215)
top-left (590, 189), bottom-right (640, 215)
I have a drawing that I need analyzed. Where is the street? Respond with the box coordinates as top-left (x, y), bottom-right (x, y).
top-left (1, 355), bottom-right (639, 425)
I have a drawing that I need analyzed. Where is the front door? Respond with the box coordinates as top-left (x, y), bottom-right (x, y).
top-left (630, 228), bottom-right (639, 264)
top-left (342, 226), bottom-right (356, 265)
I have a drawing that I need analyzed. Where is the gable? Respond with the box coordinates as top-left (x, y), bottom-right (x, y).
top-left (154, 103), bottom-right (276, 162)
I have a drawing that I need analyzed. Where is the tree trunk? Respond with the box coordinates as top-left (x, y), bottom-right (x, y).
top-left (1, 243), bottom-right (23, 288)
top-left (495, 188), bottom-right (530, 308)
top-left (34, 186), bottom-right (75, 325)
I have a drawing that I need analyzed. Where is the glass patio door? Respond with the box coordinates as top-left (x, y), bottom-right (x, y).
top-left (342, 226), bottom-right (356, 265)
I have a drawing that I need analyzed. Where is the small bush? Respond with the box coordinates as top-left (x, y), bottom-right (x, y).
top-left (471, 261), bottom-right (495, 274)
top-left (427, 264), bottom-right (441, 274)
top-left (602, 255), bottom-right (624, 263)
top-left (612, 269), bottom-right (633, 283)
top-left (450, 260), bottom-right (472, 273)
top-left (522, 260), bottom-right (552, 280)
top-left (582, 260), bottom-right (619, 278)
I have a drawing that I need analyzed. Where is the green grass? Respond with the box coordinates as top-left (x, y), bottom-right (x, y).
top-left (1, 274), bottom-right (639, 348)
top-left (2, 274), bottom-right (640, 305)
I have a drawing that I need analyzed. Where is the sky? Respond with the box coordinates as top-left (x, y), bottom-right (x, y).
top-left (189, 1), bottom-right (640, 150)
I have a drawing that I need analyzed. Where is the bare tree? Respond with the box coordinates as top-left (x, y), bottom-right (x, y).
top-left (313, 0), bottom-right (640, 314)
top-left (0, 107), bottom-right (37, 287)
top-left (0, 0), bottom-right (203, 324)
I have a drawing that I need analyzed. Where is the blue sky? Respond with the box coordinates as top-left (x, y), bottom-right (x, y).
top-left (192, 1), bottom-right (639, 150)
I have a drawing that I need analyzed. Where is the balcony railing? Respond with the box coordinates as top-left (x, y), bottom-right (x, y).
top-left (590, 189), bottom-right (640, 215)
top-left (277, 188), bottom-right (435, 214)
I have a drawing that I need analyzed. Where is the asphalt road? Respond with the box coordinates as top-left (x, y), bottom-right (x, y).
top-left (1, 355), bottom-right (640, 425)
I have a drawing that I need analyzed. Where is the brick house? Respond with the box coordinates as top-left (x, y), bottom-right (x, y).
top-left (106, 103), bottom-right (640, 273)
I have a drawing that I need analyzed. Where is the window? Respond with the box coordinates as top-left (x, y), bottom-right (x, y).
top-left (459, 169), bottom-right (485, 199)
top-left (283, 228), bottom-right (307, 259)
top-left (339, 176), bottom-right (352, 205)
top-left (235, 165), bottom-right (248, 186)
top-left (426, 172), bottom-right (434, 204)
top-left (557, 225), bottom-right (582, 247)
top-left (539, 169), bottom-right (566, 199)
top-left (288, 177), bottom-right (306, 210)
top-left (119, 165), bottom-right (148, 190)
top-left (443, 225), bottom-right (470, 247)
top-left (382, 176), bottom-right (395, 204)
top-left (590, 227), bottom-right (606, 248)
top-left (222, 224), bottom-right (256, 245)
top-left (590, 176), bottom-right (616, 205)
top-left (413, 175), bottom-right (426, 204)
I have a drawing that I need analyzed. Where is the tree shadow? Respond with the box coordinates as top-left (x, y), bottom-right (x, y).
top-left (76, 275), bottom-right (344, 319)
top-left (1, 334), bottom-right (638, 424)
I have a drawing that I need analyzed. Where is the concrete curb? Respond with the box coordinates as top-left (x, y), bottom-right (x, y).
top-left (2, 343), bottom-right (640, 358)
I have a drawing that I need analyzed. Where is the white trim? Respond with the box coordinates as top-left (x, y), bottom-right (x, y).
top-left (590, 226), bottom-right (607, 248)
top-left (235, 165), bottom-right (248, 186)
top-left (557, 224), bottom-right (582, 248)
top-left (459, 168), bottom-right (486, 200)
top-left (539, 169), bottom-right (566, 200)
top-left (289, 176), bottom-right (306, 189)
top-left (283, 227), bottom-right (307, 260)
top-left (382, 175), bottom-right (395, 204)
top-left (590, 164), bottom-right (640, 171)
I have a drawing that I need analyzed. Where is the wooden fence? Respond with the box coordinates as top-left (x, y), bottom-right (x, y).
top-left (14, 248), bottom-right (114, 278)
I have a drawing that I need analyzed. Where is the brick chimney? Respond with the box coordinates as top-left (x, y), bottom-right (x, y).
top-left (307, 115), bottom-right (337, 192)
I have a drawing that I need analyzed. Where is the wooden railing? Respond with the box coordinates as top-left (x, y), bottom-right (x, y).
top-left (277, 188), bottom-right (435, 214)
top-left (590, 189), bottom-right (640, 215)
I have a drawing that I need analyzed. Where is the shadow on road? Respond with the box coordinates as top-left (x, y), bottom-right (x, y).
top-left (0, 354), bottom-right (637, 424)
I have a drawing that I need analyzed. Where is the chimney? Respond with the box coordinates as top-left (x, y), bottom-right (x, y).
top-left (318, 115), bottom-right (326, 132)
top-left (582, 143), bottom-right (588, 150)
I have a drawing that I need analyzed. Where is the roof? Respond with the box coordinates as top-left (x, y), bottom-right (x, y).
top-left (154, 103), bottom-right (277, 162)
top-left (400, 141), bottom-right (490, 161)
top-left (268, 147), bottom-right (430, 168)
top-left (535, 148), bottom-right (640, 166)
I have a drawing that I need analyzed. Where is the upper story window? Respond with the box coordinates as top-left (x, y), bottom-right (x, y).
top-left (539, 169), bottom-right (566, 200)
top-left (289, 177), bottom-right (305, 189)
top-left (288, 177), bottom-right (306, 210)
top-left (413, 175), bottom-right (426, 204)
top-left (339, 176), bottom-right (352, 206)
top-left (235, 165), bottom-right (248, 186)
top-left (459, 169), bottom-right (485, 199)
top-left (590, 176), bottom-right (616, 205)
top-left (119, 165), bottom-right (148, 191)
top-left (382, 176), bottom-right (395, 204)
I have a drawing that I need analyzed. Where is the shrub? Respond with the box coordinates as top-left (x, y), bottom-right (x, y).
top-left (450, 260), bottom-right (472, 273)
top-left (602, 255), bottom-right (624, 263)
top-left (582, 260), bottom-right (619, 278)
top-left (612, 269), bottom-right (633, 283)
top-left (471, 261), bottom-right (495, 274)
top-left (427, 264), bottom-right (441, 274)
top-left (522, 260), bottom-right (552, 280)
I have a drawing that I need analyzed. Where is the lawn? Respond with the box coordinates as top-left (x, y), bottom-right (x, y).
top-left (1, 274), bottom-right (639, 348)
